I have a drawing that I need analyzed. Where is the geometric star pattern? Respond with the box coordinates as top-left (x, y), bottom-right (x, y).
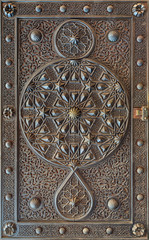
top-left (20, 58), bottom-right (129, 168)
top-left (55, 171), bottom-right (93, 221)
top-left (54, 19), bottom-right (95, 58)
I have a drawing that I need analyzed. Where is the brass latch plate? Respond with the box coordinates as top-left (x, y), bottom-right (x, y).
top-left (133, 106), bottom-right (148, 121)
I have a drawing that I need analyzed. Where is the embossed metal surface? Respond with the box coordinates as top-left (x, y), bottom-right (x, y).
top-left (0, 0), bottom-right (149, 239)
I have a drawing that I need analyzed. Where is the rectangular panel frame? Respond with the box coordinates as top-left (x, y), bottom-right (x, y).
top-left (0, 1), bottom-right (149, 239)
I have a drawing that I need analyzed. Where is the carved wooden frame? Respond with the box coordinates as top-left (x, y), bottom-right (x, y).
top-left (0, 0), bottom-right (149, 239)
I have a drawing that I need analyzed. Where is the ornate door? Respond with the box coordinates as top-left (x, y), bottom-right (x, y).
top-left (1, 1), bottom-right (149, 239)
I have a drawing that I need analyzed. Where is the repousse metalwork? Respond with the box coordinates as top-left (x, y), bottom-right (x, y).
top-left (20, 58), bottom-right (129, 168)
top-left (132, 223), bottom-right (145, 237)
top-left (3, 107), bottom-right (14, 119)
top-left (0, 0), bottom-right (148, 239)
top-left (3, 222), bottom-right (17, 236)
top-left (132, 3), bottom-right (146, 17)
top-left (3, 3), bottom-right (16, 17)
top-left (20, 25), bottom-right (129, 219)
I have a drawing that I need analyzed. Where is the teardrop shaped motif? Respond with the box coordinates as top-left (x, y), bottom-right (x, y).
top-left (85, 65), bottom-right (95, 74)
top-left (35, 97), bottom-right (43, 107)
top-left (40, 144), bottom-right (48, 152)
top-left (61, 71), bottom-right (69, 81)
top-left (35, 118), bottom-right (42, 128)
top-left (81, 71), bottom-right (88, 81)
top-left (41, 136), bottom-right (52, 143)
top-left (107, 97), bottom-right (115, 107)
top-left (101, 73), bottom-right (110, 81)
top-left (61, 92), bottom-right (69, 102)
top-left (25, 118), bottom-right (32, 127)
top-left (54, 171), bottom-right (94, 221)
top-left (25, 98), bottom-right (33, 107)
top-left (39, 91), bottom-right (48, 100)
top-left (80, 92), bottom-right (88, 102)
top-left (61, 144), bottom-right (69, 155)
top-left (97, 83), bottom-right (108, 90)
top-left (71, 72), bottom-right (79, 81)
top-left (71, 92), bottom-right (78, 101)
top-left (41, 83), bottom-right (53, 90)
top-left (40, 73), bottom-right (48, 81)
top-left (55, 65), bottom-right (65, 73)
top-left (51, 109), bottom-right (63, 117)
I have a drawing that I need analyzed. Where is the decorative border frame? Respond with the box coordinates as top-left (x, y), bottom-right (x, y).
top-left (0, 1), bottom-right (148, 239)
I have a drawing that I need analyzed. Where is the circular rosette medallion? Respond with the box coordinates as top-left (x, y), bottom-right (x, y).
top-left (53, 19), bottom-right (95, 58)
top-left (20, 59), bottom-right (129, 168)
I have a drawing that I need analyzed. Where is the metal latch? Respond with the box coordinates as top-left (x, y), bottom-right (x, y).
top-left (133, 106), bottom-right (148, 121)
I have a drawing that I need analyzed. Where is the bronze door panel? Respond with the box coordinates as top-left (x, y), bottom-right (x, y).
top-left (0, 1), bottom-right (149, 239)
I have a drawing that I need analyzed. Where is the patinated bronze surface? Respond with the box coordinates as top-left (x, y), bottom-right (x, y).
top-left (0, 1), bottom-right (149, 239)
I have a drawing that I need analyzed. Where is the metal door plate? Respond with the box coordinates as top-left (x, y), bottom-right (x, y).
top-left (0, 1), bottom-right (149, 239)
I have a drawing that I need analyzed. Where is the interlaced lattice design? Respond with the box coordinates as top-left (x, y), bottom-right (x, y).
top-left (20, 59), bottom-right (129, 168)
top-left (55, 172), bottom-right (92, 220)
top-left (53, 20), bottom-right (95, 58)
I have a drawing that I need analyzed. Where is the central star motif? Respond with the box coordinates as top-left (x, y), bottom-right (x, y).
top-left (69, 35), bottom-right (79, 45)
top-left (69, 107), bottom-right (81, 119)
top-left (69, 196), bottom-right (78, 207)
